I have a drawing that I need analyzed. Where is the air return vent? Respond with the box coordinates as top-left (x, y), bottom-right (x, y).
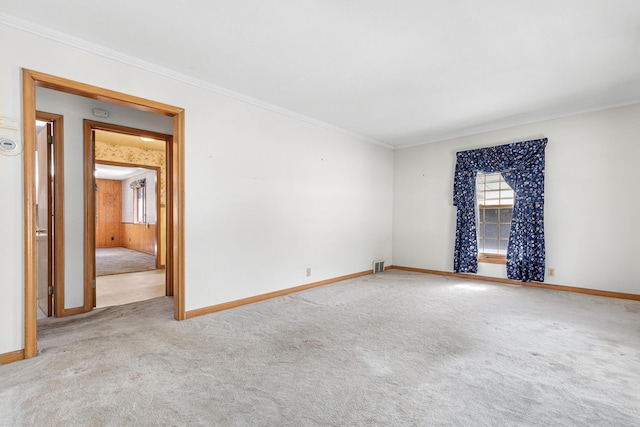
top-left (373, 260), bottom-right (385, 274)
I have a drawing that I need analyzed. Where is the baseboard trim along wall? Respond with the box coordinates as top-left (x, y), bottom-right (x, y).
top-left (390, 266), bottom-right (640, 301)
top-left (186, 269), bottom-right (377, 319)
top-left (0, 349), bottom-right (25, 365)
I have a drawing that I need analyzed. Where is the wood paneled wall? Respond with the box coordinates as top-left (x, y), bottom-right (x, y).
top-left (160, 206), bottom-right (166, 267)
top-left (96, 177), bottom-right (158, 261)
top-left (121, 223), bottom-right (156, 256)
top-left (96, 179), bottom-right (122, 248)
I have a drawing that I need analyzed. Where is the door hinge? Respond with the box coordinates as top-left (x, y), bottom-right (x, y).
top-left (48, 285), bottom-right (54, 295)
top-left (47, 135), bottom-right (53, 144)
top-left (92, 279), bottom-right (96, 289)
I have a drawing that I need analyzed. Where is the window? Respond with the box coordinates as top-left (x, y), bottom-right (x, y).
top-left (131, 180), bottom-right (146, 224)
top-left (134, 186), bottom-right (146, 224)
top-left (453, 138), bottom-right (546, 281)
top-left (476, 173), bottom-right (513, 262)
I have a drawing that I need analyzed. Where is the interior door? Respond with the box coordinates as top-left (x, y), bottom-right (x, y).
top-left (36, 123), bottom-right (53, 317)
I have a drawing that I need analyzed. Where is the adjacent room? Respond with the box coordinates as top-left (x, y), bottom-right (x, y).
top-left (0, 1), bottom-right (639, 425)
top-left (93, 130), bottom-right (168, 308)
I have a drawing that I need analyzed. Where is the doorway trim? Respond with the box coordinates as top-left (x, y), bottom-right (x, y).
top-left (23, 69), bottom-right (186, 359)
top-left (89, 123), bottom-right (171, 303)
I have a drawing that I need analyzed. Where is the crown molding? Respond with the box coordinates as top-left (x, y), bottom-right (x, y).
top-left (0, 12), bottom-right (393, 150)
top-left (394, 97), bottom-right (640, 149)
top-left (7, 11), bottom-right (637, 152)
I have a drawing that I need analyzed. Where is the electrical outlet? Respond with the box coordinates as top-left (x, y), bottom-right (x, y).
top-left (306, 268), bottom-right (311, 277)
top-left (547, 267), bottom-right (555, 277)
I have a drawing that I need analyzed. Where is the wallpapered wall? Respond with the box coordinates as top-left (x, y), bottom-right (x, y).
top-left (95, 141), bottom-right (166, 205)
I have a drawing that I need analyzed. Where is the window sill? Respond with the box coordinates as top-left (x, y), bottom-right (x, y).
top-left (478, 256), bottom-right (506, 265)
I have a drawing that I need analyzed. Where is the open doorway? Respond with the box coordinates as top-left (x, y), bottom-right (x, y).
top-left (95, 162), bottom-right (165, 307)
top-left (86, 122), bottom-right (172, 309)
top-left (92, 128), bottom-right (168, 308)
top-left (23, 69), bottom-right (185, 359)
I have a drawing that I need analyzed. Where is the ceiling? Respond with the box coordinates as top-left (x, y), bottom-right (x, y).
top-left (95, 163), bottom-right (148, 181)
top-left (95, 130), bottom-right (165, 151)
top-left (3, 1), bottom-right (640, 147)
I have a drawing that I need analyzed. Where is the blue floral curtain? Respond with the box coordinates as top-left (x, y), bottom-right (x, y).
top-left (453, 138), bottom-right (547, 282)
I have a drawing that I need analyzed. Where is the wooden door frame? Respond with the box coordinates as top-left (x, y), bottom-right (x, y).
top-left (23, 69), bottom-right (186, 359)
top-left (90, 127), bottom-right (169, 297)
top-left (35, 111), bottom-right (65, 317)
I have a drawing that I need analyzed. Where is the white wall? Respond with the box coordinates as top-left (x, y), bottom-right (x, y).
top-left (393, 103), bottom-right (640, 294)
top-left (36, 87), bottom-right (172, 309)
top-left (0, 23), bottom-right (394, 355)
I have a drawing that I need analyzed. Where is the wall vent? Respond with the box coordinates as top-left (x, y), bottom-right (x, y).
top-left (373, 260), bottom-right (385, 274)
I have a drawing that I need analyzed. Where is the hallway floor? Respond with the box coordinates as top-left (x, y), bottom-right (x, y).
top-left (96, 269), bottom-right (166, 308)
top-left (37, 269), bottom-right (165, 319)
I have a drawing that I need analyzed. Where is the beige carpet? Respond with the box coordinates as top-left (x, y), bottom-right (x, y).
top-left (1, 271), bottom-right (639, 426)
top-left (96, 247), bottom-right (156, 276)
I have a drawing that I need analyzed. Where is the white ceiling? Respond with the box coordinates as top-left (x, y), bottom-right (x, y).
top-left (95, 130), bottom-right (165, 151)
top-left (95, 163), bottom-right (148, 181)
top-left (3, 1), bottom-right (640, 147)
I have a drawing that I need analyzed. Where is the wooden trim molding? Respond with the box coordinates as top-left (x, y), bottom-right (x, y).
top-left (24, 70), bottom-right (182, 116)
top-left (389, 266), bottom-right (640, 301)
top-left (478, 256), bottom-right (507, 265)
top-left (186, 270), bottom-right (373, 319)
top-left (83, 120), bottom-right (96, 311)
top-left (172, 112), bottom-right (185, 318)
top-left (0, 350), bottom-right (25, 365)
top-left (60, 306), bottom-right (89, 316)
top-left (23, 69), bottom-right (37, 358)
top-left (22, 68), bottom-right (186, 360)
top-left (86, 122), bottom-right (173, 307)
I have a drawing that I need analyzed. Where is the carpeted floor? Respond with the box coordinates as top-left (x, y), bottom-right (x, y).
top-left (96, 247), bottom-right (156, 276)
top-left (1, 271), bottom-right (639, 426)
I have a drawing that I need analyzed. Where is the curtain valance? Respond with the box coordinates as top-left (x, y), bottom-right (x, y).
top-left (129, 178), bottom-right (146, 189)
top-left (453, 138), bottom-right (547, 282)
